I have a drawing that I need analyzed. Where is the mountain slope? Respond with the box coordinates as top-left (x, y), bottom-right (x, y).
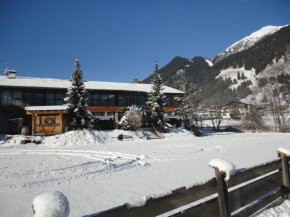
top-left (213, 25), bottom-right (290, 74)
top-left (212, 25), bottom-right (286, 64)
top-left (143, 56), bottom-right (218, 87)
top-left (142, 24), bottom-right (290, 107)
top-left (143, 56), bottom-right (191, 85)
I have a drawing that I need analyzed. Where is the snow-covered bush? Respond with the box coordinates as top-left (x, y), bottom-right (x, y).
top-left (118, 116), bottom-right (131, 130)
top-left (118, 105), bottom-right (142, 131)
top-left (32, 191), bottom-right (70, 217)
top-left (243, 110), bottom-right (266, 132)
top-left (126, 105), bottom-right (142, 131)
top-left (65, 59), bottom-right (94, 130)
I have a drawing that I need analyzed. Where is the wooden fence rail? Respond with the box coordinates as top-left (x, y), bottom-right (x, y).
top-left (91, 148), bottom-right (290, 217)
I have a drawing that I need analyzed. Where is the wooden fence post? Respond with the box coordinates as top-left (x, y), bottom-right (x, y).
top-left (277, 148), bottom-right (290, 199)
top-left (210, 166), bottom-right (231, 217)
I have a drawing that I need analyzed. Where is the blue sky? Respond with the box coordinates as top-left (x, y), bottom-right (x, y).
top-left (0, 0), bottom-right (289, 82)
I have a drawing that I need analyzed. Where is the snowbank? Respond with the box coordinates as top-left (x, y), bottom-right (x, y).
top-left (42, 130), bottom-right (143, 147)
top-left (42, 130), bottom-right (110, 147)
top-left (0, 130), bottom-right (143, 147)
top-left (0, 128), bottom-right (195, 147)
top-left (33, 191), bottom-right (70, 217)
top-left (209, 158), bottom-right (236, 181)
top-left (163, 127), bottom-right (194, 139)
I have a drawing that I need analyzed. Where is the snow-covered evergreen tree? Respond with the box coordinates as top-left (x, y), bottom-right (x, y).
top-left (174, 75), bottom-right (190, 119)
top-left (65, 59), bottom-right (93, 130)
top-left (147, 60), bottom-right (172, 132)
top-left (132, 77), bottom-right (142, 83)
top-left (174, 75), bottom-right (201, 125)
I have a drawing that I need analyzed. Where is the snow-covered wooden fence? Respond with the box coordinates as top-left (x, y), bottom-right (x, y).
top-left (91, 148), bottom-right (290, 217)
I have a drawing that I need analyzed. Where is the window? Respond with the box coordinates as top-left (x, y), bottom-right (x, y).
top-left (46, 92), bottom-right (55, 105)
top-left (118, 94), bottom-right (126, 106)
top-left (108, 94), bottom-right (115, 106)
top-left (1, 90), bottom-right (12, 105)
top-left (12, 91), bottom-right (23, 106)
top-left (55, 92), bottom-right (65, 105)
top-left (93, 112), bottom-right (105, 116)
top-left (45, 92), bottom-right (65, 105)
top-left (117, 93), bottom-right (145, 106)
top-left (99, 94), bottom-right (108, 106)
top-left (0, 89), bottom-right (25, 106)
top-left (93, 112), bottom-right (114, 117)
top-left (165, 95), bottom-right (173, 107)
top-left (90, 93), bottom-right (99, 105)
top-left (87, 92), bottom-right (116, 106)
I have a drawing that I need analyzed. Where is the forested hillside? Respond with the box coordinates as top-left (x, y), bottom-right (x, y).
top-left (142, 25), bottom-right (290, 105)
top-left (213, 25), bottom-right (290, 74)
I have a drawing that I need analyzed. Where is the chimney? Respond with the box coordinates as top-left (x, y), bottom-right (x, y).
top-left (7, 70), bottom-right (17, 79)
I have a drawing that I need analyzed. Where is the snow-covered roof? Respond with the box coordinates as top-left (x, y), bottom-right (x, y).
top-left (0, 76), bottom-right (184, 94)
top-left (25, 105), bottom-right (69, 111)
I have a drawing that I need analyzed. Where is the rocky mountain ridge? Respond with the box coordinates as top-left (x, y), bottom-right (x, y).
top-left (143, 24), bottom-right (290, 95)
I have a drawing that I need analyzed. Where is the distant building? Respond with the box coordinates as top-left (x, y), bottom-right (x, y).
top-left (220, 101), bottom-right (255, 120)
top-left (0, 73), bottom-right (183, 134)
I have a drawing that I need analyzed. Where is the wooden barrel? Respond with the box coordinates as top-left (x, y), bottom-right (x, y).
top-left (21, 126), bottom-right (29, 135)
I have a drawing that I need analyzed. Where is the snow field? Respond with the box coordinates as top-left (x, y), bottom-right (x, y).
top-left (0, 149), bottom-right (147, 192)
top-left (216, 66), bottom-right (256, 89)
top-left (1, 130), bottom-right (290, 216)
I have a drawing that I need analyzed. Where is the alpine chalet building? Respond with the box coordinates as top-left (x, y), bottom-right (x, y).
top-left (0, 72), bottom-right (183, 132)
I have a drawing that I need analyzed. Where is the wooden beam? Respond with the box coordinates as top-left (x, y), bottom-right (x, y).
top-left (172, 197), bottom-right (220, 217)
top-left (234, 189), bottom-right (283, 217)
top-left (60, 113), bottom-right (63, 134)
top-left (228, 159), bottom-right (281, 188)
top-left (280, 153), bottom-right (290, 198)
top-left (214, 170), bottom-right (231, 217)
top-left (91, 178), bottom-right (217, 217)
top-left (31, 114), bottom-right (35, 136)
top-left (229, 170), bottom-right (282, 212)
top-left (27, 111), bottom-right (68, 115)
top-left (114, 112), bottom-right (118, 124)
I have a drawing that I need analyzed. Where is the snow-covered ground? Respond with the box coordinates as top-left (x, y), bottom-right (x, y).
top-left (254, 200), bottom-right (290, 217)
top-left (1, 128), bottom-right (290, 217)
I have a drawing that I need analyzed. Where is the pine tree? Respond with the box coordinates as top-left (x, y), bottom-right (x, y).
top-left (174, 75), bottom-right (191, 121)
top-left (241, 72), bottom-right (246, 79)
top-left (237, 71), bottom-right (241, 80)
top-left (65, 59), bottom-right (93, 130)
top-left (147, 59), bottom-right (172, 132)
top-left (132, 77), bottom-right (142, 83)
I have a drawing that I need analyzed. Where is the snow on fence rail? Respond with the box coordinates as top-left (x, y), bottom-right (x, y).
top-left (89, 148), bottom-right (290, 217)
